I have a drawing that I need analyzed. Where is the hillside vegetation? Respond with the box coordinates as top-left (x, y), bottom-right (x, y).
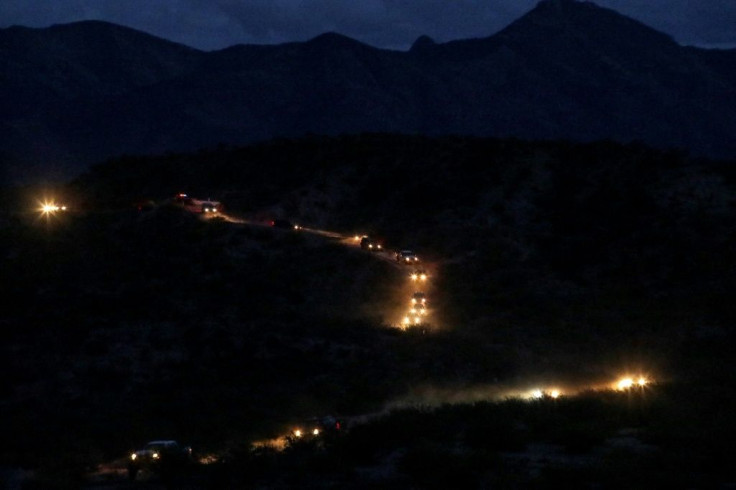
top-left (2, 133), bottom-right (735, 487)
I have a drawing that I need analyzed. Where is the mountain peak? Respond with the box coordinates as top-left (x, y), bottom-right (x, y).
top-left (410, 35), bottom-right (437, 53)
top-left (306, 32), bottom-right (367, 49)
top-left (499, 0), bottom-right (676, 48)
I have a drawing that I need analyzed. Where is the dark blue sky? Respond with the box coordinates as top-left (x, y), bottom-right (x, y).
top-left (2, 0), bottom-right (735, 51)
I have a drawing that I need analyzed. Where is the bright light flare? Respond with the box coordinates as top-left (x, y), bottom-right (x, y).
top-left (525, 388), bottom-right (562, 400)
top-left (616, 377), bottom-right (635, 390)
top-left (293, 429), bottom-right (302, 438)
top-left (130, 453), bottom-right (137, 461)
top-left (312, 428), bottom-right (320, 436)
top-left (39, 200), bottom-right (67, 215)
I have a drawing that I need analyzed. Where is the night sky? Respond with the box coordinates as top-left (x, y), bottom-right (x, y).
top-left (2, 0), bottom-right (735, 52)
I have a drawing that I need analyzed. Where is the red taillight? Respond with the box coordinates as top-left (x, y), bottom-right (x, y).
top-left (336, 422), bottom-right (341, 430)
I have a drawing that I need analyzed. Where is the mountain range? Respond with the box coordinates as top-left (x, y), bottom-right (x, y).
top-left (2, 0), bottom-right (736, 183)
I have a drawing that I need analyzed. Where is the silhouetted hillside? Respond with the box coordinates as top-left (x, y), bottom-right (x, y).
top-left (3, 0), bottom-right (736, 184)
top-left (2, 133), bottom-right (736, 487)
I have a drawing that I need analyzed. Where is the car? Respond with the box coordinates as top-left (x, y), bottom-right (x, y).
top-left (360, 236), bottom-right (383, 251)
top-left (409, 268), bottom-right (428, 282)
top-left (396, 250), bottom-right (419, 264)
top-left (409, 303), bottom-right (428, 316)
top-left (271, 219), bottom-right (301, 230)
top-left (127, 440), bottom-right (193, 480)
top-left (411, 291), bottom-right (427, 305)
top-left (290, 415), bottom-right (345, 441)
top-left (201, 201), bottom-right (219, 213)
top-left (402, 313), bottom-right (424, 327)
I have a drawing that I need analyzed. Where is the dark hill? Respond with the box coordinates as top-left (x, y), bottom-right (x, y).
top-left (2, 1), bottom-right (736, 184)
top-left (3, 133), bottom-right (736, 487)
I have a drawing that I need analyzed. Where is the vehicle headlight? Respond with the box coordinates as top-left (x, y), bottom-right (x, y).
top-left (313, 428), bottom-right (320, 436)
top-left (131, 453), bottom-right (137, 461)
top-left (152, 452), bottom-right (160, 459)
top-left (617, 378), bottom-right (634, 390)
top-left (294, 429), bottom-right (302, 438)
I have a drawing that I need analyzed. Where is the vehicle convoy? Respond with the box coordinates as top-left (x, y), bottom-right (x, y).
top-left (396, 250), bottom-right (419, 264)
top-left (127, 440), bottom-right (193, 480)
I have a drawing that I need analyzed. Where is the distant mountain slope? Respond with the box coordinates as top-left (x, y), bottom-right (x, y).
top-left (0, 20), bottom-right (205, 182)
top-left (2, 0), bottom-right (736, 183)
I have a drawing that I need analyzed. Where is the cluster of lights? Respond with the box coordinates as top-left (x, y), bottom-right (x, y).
top-left (401, 291), bottom-right (430, 328)
top-left (293, 427), bottom-right (320, 438)
top-left (40, 202), bottom-right (67, 214)
top-left (519, 375), bottom-right (653, 402)
top-left (130, 451), bottom-right (160, 461)
top-left (616, 376), bottom-right (649, 390)
top-left (527, 388), bottom-right (562, 400)
top-left (410, 270), bottom-right (428, 281)
top-left (411, 293), bottom-right (427, 305)
top-left (401, 314), bottom-right (423, 327)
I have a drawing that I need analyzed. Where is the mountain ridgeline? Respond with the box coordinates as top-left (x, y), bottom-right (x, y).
top-left (2, 0), bottom-right (736, 183)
